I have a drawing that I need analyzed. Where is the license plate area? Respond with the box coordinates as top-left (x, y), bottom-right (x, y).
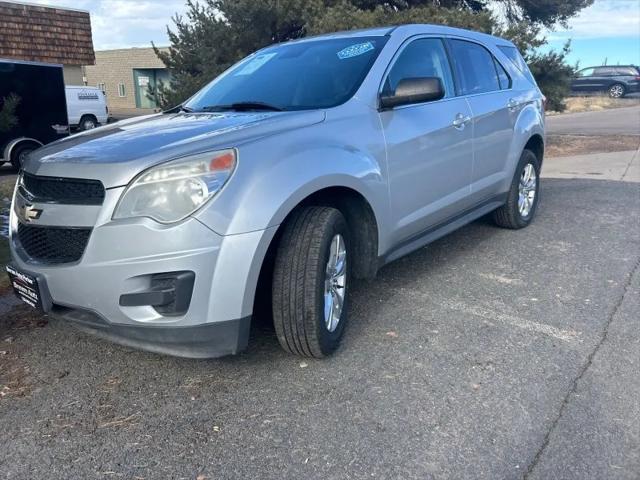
top-left (5, 265), bottom-right (52, 312)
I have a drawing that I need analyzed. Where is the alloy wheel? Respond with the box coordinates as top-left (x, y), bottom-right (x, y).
top-left (610, 85), bottom-right (624, 98)
top-left (518, 163), bottom-right (537, 218)
top-left (323, 233), bottom-right (347, 332)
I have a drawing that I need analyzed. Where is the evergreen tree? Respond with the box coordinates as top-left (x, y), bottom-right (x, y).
top-left (154, 0), bottom-right (593, 111)
top-left (0, 94), bottom-right (20, 133)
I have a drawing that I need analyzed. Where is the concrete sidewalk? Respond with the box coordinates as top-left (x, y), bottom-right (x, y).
top-left (544, 149), bottom-right (640, 183)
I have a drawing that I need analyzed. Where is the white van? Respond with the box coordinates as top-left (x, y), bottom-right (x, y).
top-left (65, 86), bottom-right (109, 131)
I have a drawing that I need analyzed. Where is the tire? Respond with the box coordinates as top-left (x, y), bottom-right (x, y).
top-left (609, 83), bottom-right (626, 98)
top-left (272, 206), bottom-right (351, 358)
top-left (10, 143), bottom-right (36, 171)
top-left (493, 149), bottom-right (541, 229)
top-left (79, 115), bottom-right (98, 131)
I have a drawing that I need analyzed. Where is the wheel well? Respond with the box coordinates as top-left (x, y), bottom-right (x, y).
top-left (252, 187), bottom-right (380, 323)
top-left (524, 134), bottom-right (544, 166)
top-left (80, 114), bottom-right (98, 122)
top-left (7, 138), bottom-right (42, 162)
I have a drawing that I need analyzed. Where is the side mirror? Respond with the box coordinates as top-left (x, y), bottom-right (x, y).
top-left (380, 77), bottom-right (445, 110)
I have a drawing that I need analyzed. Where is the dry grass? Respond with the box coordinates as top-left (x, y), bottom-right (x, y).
top-left (548, 96), bottom-right (639, 115)
top-left (0, 306), bottom-right (47, 400)
top-left (0, 175), bottom-right (16, 284)
top-left (547, 134), bottom-right (640, 157)
top-left (0, 174), bottom-right (17, 199)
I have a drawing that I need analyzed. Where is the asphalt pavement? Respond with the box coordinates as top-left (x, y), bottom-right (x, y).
top-left (1, 166), bottom-right (639, 478)
top-left (547, 103), bottom-right (640, 136)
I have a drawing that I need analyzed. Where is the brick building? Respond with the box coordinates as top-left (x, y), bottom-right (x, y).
top-left (84, 47), bottom-right (170, 114)
top-left (0, 0), bottom-right (95, 85)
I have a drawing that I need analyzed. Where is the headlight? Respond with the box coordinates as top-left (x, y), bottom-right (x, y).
top-left (113, 149), bottom-right (236, 223)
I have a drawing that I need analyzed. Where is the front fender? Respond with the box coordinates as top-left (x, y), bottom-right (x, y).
top-left (193, 141), bottom-right (389, 242)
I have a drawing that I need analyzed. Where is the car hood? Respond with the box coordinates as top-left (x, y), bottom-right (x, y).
top-left (24, 110), bottom-right (326, 188)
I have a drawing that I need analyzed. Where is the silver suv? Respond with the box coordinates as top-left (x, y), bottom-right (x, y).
top-left (7, 25), bottom-right (545, 358)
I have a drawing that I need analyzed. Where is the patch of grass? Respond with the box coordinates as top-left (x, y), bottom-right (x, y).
top-left (547, 134), bottom-right (640, 158)
top-left (548, 96), bottom-right (639, 115)
top-left (0, 175), bottom-right (17, 199)
top-left (0, 237), bottom-right (10, 294)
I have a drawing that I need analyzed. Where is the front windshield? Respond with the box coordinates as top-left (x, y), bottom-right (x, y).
top-left (184, 36), bottom-right (389, 112)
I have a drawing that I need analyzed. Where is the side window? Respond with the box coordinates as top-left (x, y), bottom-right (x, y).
top-left (594, 67), bottom-right (615, 76)
top-left (615, 67), bottom-right (636, 76)
top-left (577, 68), bottom-right (595, 77)
top-left (449, 39), bottom-right (500, 95)
top-left (384, 38), bottom-right (455, 99)
top-left (494, 59), bottom-right (511, 89)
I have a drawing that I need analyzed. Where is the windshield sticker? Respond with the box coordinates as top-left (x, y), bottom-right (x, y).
top-left (337, 42), bottom-right (374, 60)
top-left (235, 52), bottom-right (277, 75)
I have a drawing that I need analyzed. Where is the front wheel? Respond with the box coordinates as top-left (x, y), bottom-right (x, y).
top-left (493, 149), bottom-right (541, 229)
top-left (10, 143), bottom-right (36, 170)
top-left (272, 206), bottom-right (351, 358)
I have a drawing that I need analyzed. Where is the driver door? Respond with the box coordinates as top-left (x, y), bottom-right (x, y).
top-left (378, 37), bottom-right (473, 245)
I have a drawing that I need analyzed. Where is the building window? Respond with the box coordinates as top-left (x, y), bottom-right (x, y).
top-left (118, 83), bottom-right (126, 97)
top-left (97, 82), bottom-right (106, 93)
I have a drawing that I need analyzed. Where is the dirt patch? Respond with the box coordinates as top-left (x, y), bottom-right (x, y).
top-left (0, 305), bottom-right (47, 400)
top-left (548, 96), bottom-right (639, 115)
top-left (547, 135), bottom-right (640, 158)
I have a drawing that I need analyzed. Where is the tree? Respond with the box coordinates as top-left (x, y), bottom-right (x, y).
top-left (0, 94), bottom-right (20, 133)
top-left (155, 0), bottom-right (593, 111)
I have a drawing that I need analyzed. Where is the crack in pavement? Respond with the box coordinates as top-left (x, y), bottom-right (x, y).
top-left (620, 147), bottom-right (640, 182)
top-left (523, 255), bottom-right (640, 478)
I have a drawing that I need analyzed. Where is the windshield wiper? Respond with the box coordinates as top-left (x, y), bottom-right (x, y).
top-left (164, 104), bottom-right (194, 114)
top-left (199, 101), bottom-right (284, 112)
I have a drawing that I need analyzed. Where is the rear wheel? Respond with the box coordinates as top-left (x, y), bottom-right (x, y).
top-left (10, 143), bottom-right (37, 170)
top-left (493, 149), bottom-right (541, 229)
top-left (272, 206), bottom-right (351, 358)
top-left (79, 115), bottom-right (98, 131)
top-left (609, 83), bottom-right (626, 98)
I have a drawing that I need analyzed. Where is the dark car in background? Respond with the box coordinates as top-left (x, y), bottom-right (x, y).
top-left (0, 59), bottom-right (69, 170)
top-left (571, 65), bottom-right (640, 98)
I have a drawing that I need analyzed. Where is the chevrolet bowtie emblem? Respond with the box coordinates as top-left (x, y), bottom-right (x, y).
top-left (20, 204), bottom-right (43, 222)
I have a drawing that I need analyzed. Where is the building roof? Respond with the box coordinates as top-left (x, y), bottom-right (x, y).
top-left (0, 0), bottom-right (95, 65)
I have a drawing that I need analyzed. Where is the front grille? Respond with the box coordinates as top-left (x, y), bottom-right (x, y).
top-left (20, 172), bottom-right (105, 205)
top-left (17, 223), bottom-right (92, 264)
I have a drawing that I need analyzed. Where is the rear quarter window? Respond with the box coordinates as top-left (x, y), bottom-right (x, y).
top-left (615, 67), bottom-right (638, 76)
top-left (498, 45), bottom-right (537, 86)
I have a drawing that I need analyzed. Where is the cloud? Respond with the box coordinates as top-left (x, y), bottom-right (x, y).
top-left (546, 0), bottom-right (640, 40)
top-left (23, 0), bottom-right (188, 49)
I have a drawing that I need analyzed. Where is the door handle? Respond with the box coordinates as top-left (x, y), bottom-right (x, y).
top-left (453, 113), bottom-right (471, 129)
top-left (507, 98), bottom-right (520, 111)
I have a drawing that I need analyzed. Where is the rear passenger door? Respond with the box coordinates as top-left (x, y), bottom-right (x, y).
top-left (379, 37), bottom-right (474, 244)
top-left (447, 38), bottom-right (516, 201)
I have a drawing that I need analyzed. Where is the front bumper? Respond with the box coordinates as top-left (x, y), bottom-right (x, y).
top-left (10, 187), bottom-right (277, 357)
top-left (50, 304), bottom-right (250, 358)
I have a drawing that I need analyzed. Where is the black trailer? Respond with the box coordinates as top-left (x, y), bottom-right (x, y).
top-left (0, 59), bottom-right (69, 169)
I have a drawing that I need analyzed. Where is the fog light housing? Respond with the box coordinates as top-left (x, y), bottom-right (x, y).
top-left (119, 271), bottom-right (195, 316)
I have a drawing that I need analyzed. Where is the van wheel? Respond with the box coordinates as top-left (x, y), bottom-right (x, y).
top-left (272, 206), bottom-right (351, 358)
top-left (493, 149), bottom-right (541, 229)
top-left (79, 115), bottom-right (98, 131)
top-left (609, 84), bottom-right (625, 98)
top-left (10, 143), bottom-right (37, 170)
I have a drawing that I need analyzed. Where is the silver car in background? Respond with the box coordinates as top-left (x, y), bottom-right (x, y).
top-left (7, 24), bottom-right (545, 358)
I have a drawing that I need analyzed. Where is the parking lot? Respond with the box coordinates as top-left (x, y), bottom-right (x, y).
top-left (1, 107), bottom-right (639, 479)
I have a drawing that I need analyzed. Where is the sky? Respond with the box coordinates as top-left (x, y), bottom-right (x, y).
top-left (24, 0), bottom-right (640, 67)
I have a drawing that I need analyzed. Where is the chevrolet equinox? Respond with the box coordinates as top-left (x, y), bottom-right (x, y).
top-left (7, 25), bottom-right (545, 358)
